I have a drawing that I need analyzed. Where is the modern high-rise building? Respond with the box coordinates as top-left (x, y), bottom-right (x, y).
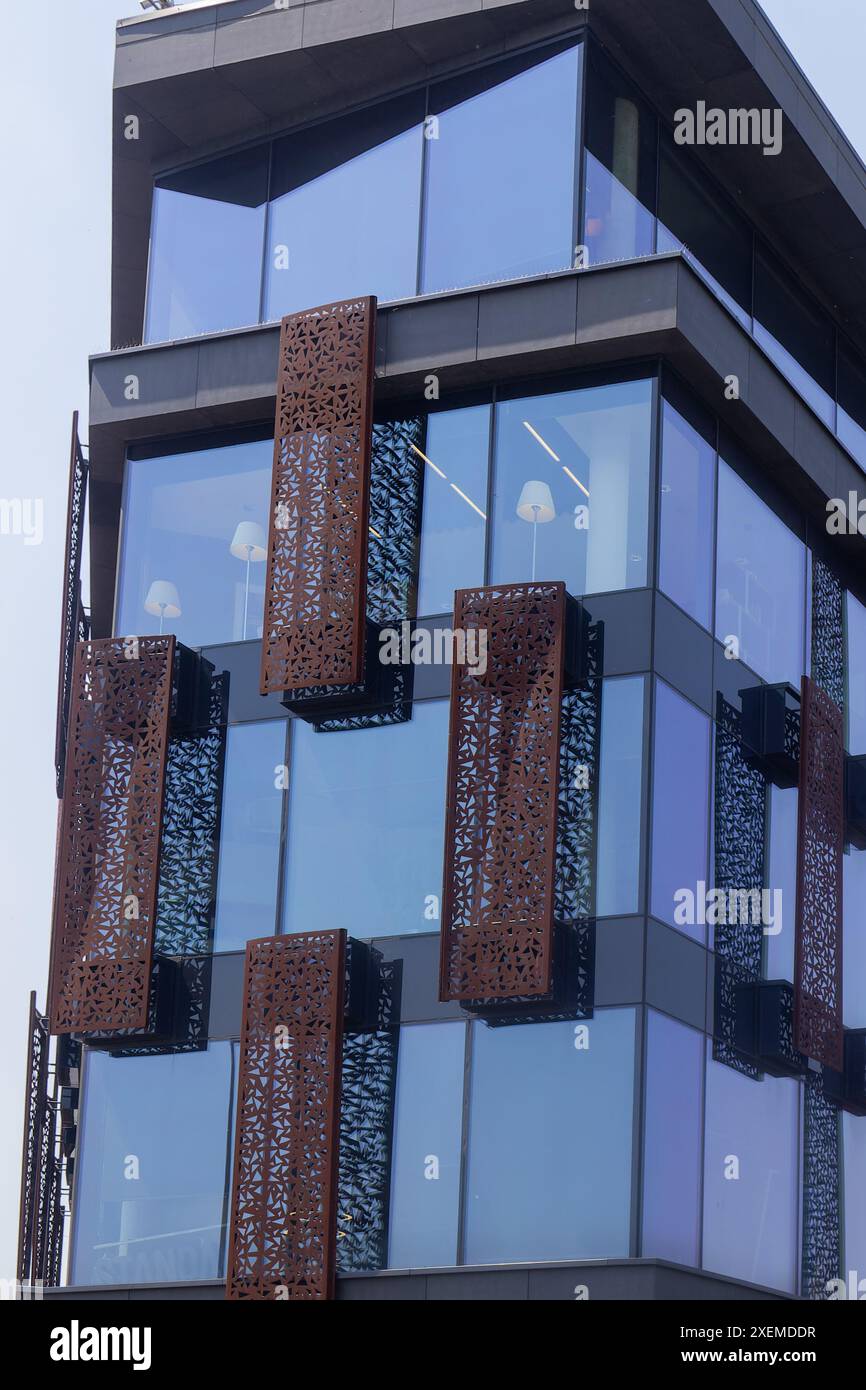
top-left (19, 0), bottom-right (866, 1303)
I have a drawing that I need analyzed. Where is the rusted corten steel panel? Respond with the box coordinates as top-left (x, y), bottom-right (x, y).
top-left (48, 637), bottom-right (174, 1035)
top-left (260, 298), bottom-right (376, 695)
top-left (226, 931), bottom-right (346, 1301)
top-left (439, 583), bottom-right (567, 1003)
top-left (795, 676), bottom-right (844, 1071)
top-left (55, 411), bottom-right (89, 798)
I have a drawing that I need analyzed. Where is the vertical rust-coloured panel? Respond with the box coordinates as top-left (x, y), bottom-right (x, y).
top-left (48, 637), bottom-right (174, 1035)
top-left (439, 583), bottom-right (566, 1003)
top-left (226, 931), bottom-right (346, 1301)
top-left (260, 298), bottom-right (376, 695)
top-left (55, 411), bottom-right (89, 798)
top-left (795, 676), bottom-right (844, 1071)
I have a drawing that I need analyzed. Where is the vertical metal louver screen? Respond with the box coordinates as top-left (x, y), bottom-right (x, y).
top-left (226, 931), bottom-right (346, 1301)
top-left (55, 411), bottom-right (89, 798)
top-left (260, 297), bottom-right (376, 695)
top-left (795, 675), bottom-right (844, 1070)
top-left (48, 637), bottom-right (174, 1035)
top-left (439, 582), bottom-right (567, 1003)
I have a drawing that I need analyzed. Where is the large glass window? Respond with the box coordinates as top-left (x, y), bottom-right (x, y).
top-left (116, 436), bottom-right (272, 649)
top-left (422, 45), bottom-right (580, 294)
top-left (642, 1011), bottom-right (703, 1265)
top-left (651, 680), bottom-right (710, 939)
top-left (583, 46), bottom-right (656, 267)
top-left (146, 148), bottom-right (269, 342)
top-left (715, 460), bottom-right (806, 686)
top-left (282, 701), bottom-right (449, 938)
top-left (265, 95), bottom-right (425, 321)
top-left (847, 591), bottom-right (866, 754)
top-left (416, 404), bottom-right (490, 615)
top-left (754, 248), bottom-right (836, 429)
top-left (464, 1010), bottom-right (635, 1263)
top-left (656, 136), bottom-right (752, 328)
top-left (844, 847), bottom-right (866, 1028)
top-left (658, 397), bottom-right (716, 629)
top-left (387, 1023), bottom-right (465, 1269)
top-left (72, 1045), bottom-right (237, 1286)
top-left (843, 1112), bottom-right (866, 1281)
top-left (838, 341), bottom-right (866, 469)
top-left (702, 1056), bottom-right (799, 1294)
top-left (596, 675), bottom-right (645, 916)
top-left (766, 785), bottom-right (798, 983)
top-left (212, 721), bottom-right (287, 954)
top-left (491, 378), bottom-right (652, 595)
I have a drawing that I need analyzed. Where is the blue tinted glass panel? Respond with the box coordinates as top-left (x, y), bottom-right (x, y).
top-left (146, 148), bottom-right (268, 342)
top-left (417, 406), bottom-right (490, 615)
top-left (715, 460), bottom-right (805, 686)
top-left (422, 46), bottom-right (580, 294)
top-left (596, 675), bottom-right (645, 916)
top-left (266, 97), bottom-right (424, 319)
top-left (72, 1045), bottom-right (237, 1286)
top-left (387, 1023), bottom-right (465, 1269)
top-left (766, 785), bottom-right (797, 982)
top-left (844, 847), bottom-right (866, 1028)
top-left (464, 1011), bottom-right (635, 1263)
top-left (838, 343), bottom-right (866, 469)
top-left (703, 1055), bottom-right (799, 1294)
top-left (659, 400), bottom-right (715, 628)
top-left (642, 1011), bottom-right (703, 1264)
top-left (213, 721), bottom-right (286, 953)
top-left (490, 379), bottom-right (652, 594)
top-left (116, 438), bottom-right (272, 648)
top-left (282, 701), bottom-right (448, 938)
top-left (651, 680), bottom-right (710, 939)
top-left (843, 1112), bottom-right (866, 1282)
top-left (754, 248), bottom-right (835, 429)
top-left (583, 47), bottom-right (656, 267)
top-left (585, 151), bottom-right (655, 266)
top-left (847, 592), bottom-right (866, 754)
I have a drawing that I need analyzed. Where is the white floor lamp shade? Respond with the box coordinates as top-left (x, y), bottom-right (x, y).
top-left (144, 580), bottom-right (181, 635)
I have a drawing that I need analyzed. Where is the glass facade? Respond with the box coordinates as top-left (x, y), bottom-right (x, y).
top-left (658, 398), bottom-right (716, 629)
top-left (651, 680), bottom-right (710, 939)
top-left (72, 1045), bottom-right (238, 1287)
top-left (596, 675), bottom-right (645, 916)
top-left (212, 721), bottom-right (287, 954)
top-left (642, 1011), bottom-right (703, 1265)
top-left (416, 404), bottom-right (490, 615)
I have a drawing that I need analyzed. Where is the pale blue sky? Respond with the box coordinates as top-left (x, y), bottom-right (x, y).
top-left (0, 0), bottom-right (863, 1279)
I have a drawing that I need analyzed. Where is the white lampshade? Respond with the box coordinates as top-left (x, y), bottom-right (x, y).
top-left (144, 580), bottom-right (181, 618)
top-left (516, 480), bottom-right (556, 524)
top-left (230, 521), bottom-right (267, 562)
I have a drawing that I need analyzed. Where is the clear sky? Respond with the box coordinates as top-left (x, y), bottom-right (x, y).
top-left (0, 0), bottom-right (863, 1282)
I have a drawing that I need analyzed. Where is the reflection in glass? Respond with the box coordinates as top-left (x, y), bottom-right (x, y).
top-left (146, 148), bottom-right (269, 342)
top-left (416, 405), bottom-right (490, 615)
top-left (766, 785), bottom-right (797, 982)
top-left (658, 399), bottom-right (716, 629)
top-left (596, 675), bottom-right (645, 916)
top-left (844, 847), bottom-right (866, 1027)
top-left (388, 1023), bottom-right (465, 1269)
top-left (491, 378), bottom-right (652, 595)
top-left (838, 342), bottom-right (866, 468)
top-left (843, 1112), bottom-right (866, 1279)
top-left (72, 1045), bottom-right (238, 1286)
top-left (583, 48), bottom-right (656, 267)
top-left (266, 97), bottom-right (424, 320)
top-left (715, 460), bottom-right (805, 686)
top-left (422, 45), bottom-right (580, 294)
top-left (464, 1011), bottom-right (635, 1263)
top-left (643, 1011), bottom-right (703, 1264)
top-left (754, 248), bottom-right (836, 428)
top-left (282, 701), bottom-right (449, 938)
top-left (847, 591), bottom-right (866, 754)
top-left (116, 438), bottom-right (272, 649)
top-left (651, 680), bottom-right (710, 939)
top-left (703, 1054), bottom-right (799, 1294)
top-left (213, 721), bottom-right (287, 954)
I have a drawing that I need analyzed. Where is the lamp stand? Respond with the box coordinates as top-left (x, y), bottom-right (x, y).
top-left (530, 505), bottom-right (540, 582)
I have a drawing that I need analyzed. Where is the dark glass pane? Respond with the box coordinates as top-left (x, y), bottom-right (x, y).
top-left (387, 1023), bottom-right (465, 1269)
top-left (417, 405), bottom-right (490, 615)
top-left (838, 340), bottom-right (866, 468)
top-left (703, 1055), bottom-right (799, 1294)
top-left (71, 1045), bottom-right (238, 1285)
top-left (766, 785), bottom-right (797, 982)
top-left (422, 45), bottom-right (580, 294)
top-left (596, 675), bottom-right (645, 916)
top-left (146, 147), bottom-right (269, 341)
top-left (266, 95), bottom-right (424, 318)
top-left (715, 459), bottom-right (805, 685)
top-left (116, 438), bottom-right (272, 648)
top-left (464, 1011), bottom-right (635, 1263)
top-left (583, 45), bottom-right (656, 266)
top-left (651, 679), bottom-right (710, 939)
top-left (848, 591), bottom-right (866, 754)
top-left (490, 378), bottom-right (652, 594)
top-left (658, 399), bottom-right (716, 629)
top-left (282, 701), bottom-right (449, 938)
top-left (754, 247), bottom-right (835, 427)
top-left (843, 1113), bottom-right (866, 1279)
top-left (656, 136), bottom-right (752, 326)
top-left (844, 846), bottom-right (866, 1027)
top-left (213, 721), bottom-right (287, 953)
top-left (642, 1011), bottom-right (703, 1264)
